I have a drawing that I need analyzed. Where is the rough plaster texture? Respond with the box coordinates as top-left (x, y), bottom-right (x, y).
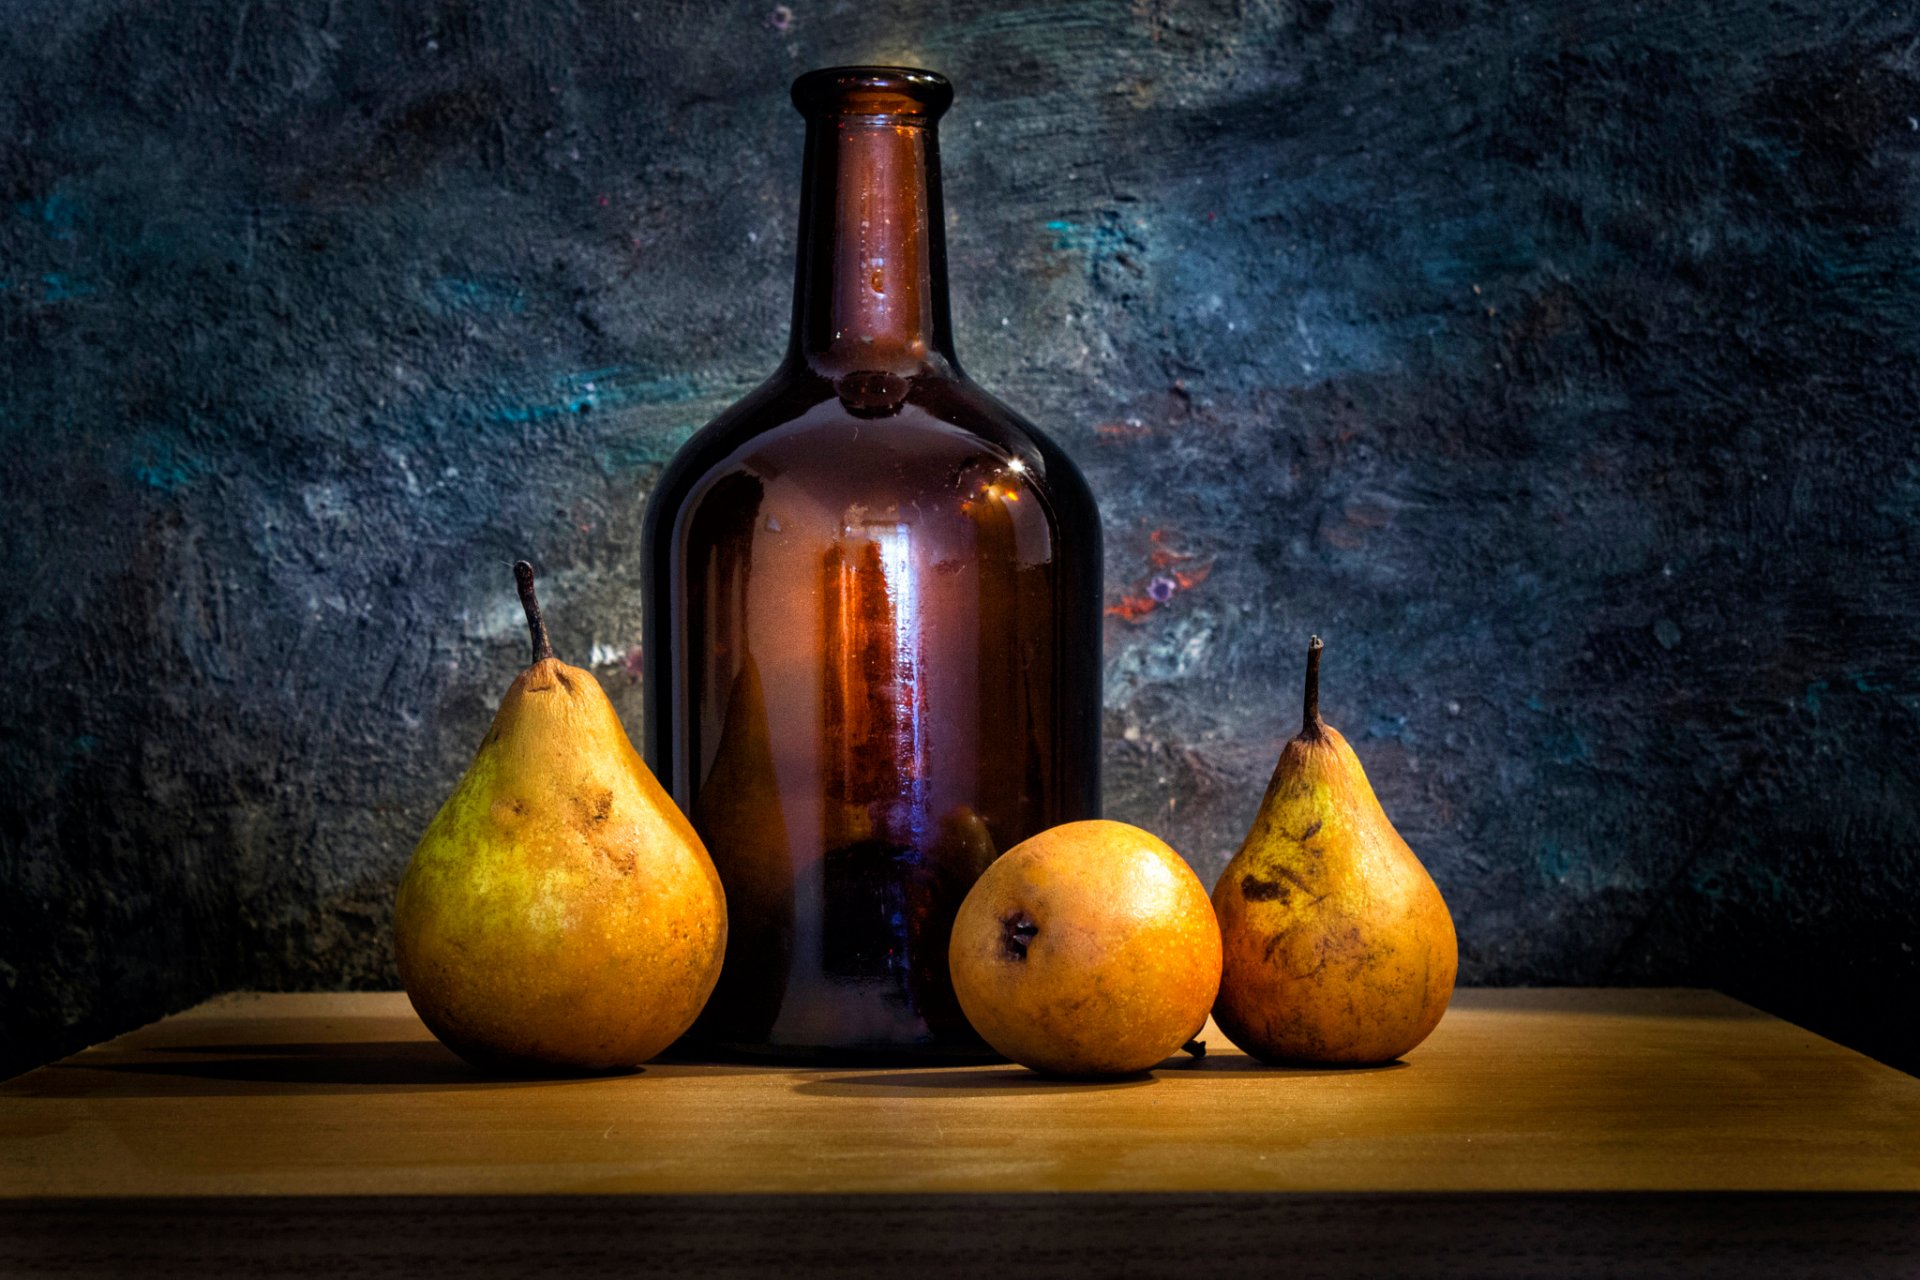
top-left (3, 0), bottom-right (1918, 1078)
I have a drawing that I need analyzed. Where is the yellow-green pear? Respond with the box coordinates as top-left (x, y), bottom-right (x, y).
top-left (1212, 637), bottom-right (1456, 1064)
top-left (394, 561), bottom-right (726, 1072)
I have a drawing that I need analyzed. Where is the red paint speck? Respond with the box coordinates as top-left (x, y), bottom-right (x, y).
top-left (1173, 564), bottom-right (1212, 591)
top-left (1106, 526), bottom-right (1215, 622)
top-left (1148, 527), bottom-right (1197, 569)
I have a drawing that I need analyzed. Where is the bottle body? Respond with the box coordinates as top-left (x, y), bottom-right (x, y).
top-left (643, 67), bottom-right (1101, 1058)
top-left (644, 374), bottom-right (1100, 1055)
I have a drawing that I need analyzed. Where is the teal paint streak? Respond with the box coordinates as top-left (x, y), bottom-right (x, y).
top-left (1418, 216), bottom-right (1543, 291)
top-left (16, 192), bottom-right (80, 239)
top-left (1364, 711), bottom-right (1408, 741)
top-left (1, 273), bottom-right (99, 300)
top-left (1046, 211), bottom-right (1144, 257)
top-left (1692, 857), bottom-right (1791, 909)
top-left (38, 273), bottom-right (95, 301)
top-left (1805, 680), bottom-right (1828, 713)
top-left (1801, 675), bottom-right (1898, 716)
top-left (130, 439), bottom-right (208, 494)
top-left (431, 276), bottom-right (525, 314)
top-left (1875, 461), bottom-right (1920, 523)
top-left (1541, 725), bottom-right (1592, 765)
top-left (1522, 693), bottom-right (1591, 765)
top-left (490, 369), bottom-right (710, 424)
top-left (1536, 839), bottom-right (1576, 881)
top-left (1691, 865), bottom-right (1728, 902)
top-left (51, 734), bottom-right (102, 784)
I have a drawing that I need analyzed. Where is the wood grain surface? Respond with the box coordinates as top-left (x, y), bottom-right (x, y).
top-left (5, 988), bottom-right (1918, 1200)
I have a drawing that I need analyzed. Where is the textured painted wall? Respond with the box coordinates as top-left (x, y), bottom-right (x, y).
top-left (3, 0), bottom-right (1918, 1078)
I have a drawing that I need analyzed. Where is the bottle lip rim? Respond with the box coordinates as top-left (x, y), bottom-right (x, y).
top-left (791, 66), bottom-right (954, 118)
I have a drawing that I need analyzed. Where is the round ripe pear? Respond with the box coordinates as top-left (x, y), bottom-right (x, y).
top-left (1213, 638), bottom-right (1456, 1064)
top-left (949, 820), bottom-right (1222, 1077)
top-left (394, 562), bottom-right (727, 1073)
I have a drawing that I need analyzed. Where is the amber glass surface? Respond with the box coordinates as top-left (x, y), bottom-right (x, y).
top-left (643, 68), bottom-right (1101, 1058)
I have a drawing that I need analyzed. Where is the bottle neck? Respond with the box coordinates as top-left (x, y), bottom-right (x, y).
top-left (787, 106), bottom-right (957, 378)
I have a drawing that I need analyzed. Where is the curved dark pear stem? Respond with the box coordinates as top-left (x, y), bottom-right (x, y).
top-left (514, 560), bottom-right (556, 664)
top-left (1301, 634), bottom-right (1325, 739)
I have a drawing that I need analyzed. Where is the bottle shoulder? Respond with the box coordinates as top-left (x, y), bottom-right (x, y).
top-left (647, 368), bottom-right (1096, 521)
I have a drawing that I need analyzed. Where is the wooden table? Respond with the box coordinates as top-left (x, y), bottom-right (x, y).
top-left (3, 989), bottom-right (1917, 1276)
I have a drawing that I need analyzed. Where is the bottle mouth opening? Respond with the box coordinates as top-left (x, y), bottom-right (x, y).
top-left (791, 66), bottom-right (953, 120)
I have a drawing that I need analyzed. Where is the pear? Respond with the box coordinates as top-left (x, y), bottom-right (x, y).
top-left (394, 562), bottom-right (727, 1073)
top-left (1212, 637), bottom-right (1456, 1064)
top-left (950, 820), bottom-right (1221, 1077)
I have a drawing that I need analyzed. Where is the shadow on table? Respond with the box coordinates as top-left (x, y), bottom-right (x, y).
top-left (1155, 1055), bottom-right (1411, 1077)
top-left (793, 1068), bottom-right (1156, 1097)
top-left (18, 1041), bottom-right (602, 1097)
top-left (789, 1050), bottom-right (1412, 1095)
top-left (1450, 988), bottom-right (1769, 1019)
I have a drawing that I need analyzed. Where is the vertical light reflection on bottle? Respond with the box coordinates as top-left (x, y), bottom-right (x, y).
top-left (818, 515), bottom-right (930, 1031)
top-left (873, 522), bottom-right (929, 851)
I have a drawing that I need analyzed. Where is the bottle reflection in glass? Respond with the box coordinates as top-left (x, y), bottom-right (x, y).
top-left (643, 67), bottom-right (1101, 1058)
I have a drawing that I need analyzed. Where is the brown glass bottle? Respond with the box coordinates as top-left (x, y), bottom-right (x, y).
top-left (642, 67), bottom-right (1101, 1059)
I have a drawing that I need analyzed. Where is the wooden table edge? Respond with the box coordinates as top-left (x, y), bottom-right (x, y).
top-left (5, 1190), bottom-right (1920, 1278)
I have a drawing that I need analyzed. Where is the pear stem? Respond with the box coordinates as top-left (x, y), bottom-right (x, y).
top-left (1181, 1038), bottom-right (1206, 1059)
top-left (1301, 634), bottom-right (1325, 738)
top-left (514, 561), bottom-right (556, 664)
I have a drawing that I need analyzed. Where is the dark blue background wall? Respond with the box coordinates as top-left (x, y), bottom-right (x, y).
top-left (4, 0), bottom-right (1917, 1077)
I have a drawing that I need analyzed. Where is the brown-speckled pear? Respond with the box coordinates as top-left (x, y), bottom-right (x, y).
top-left (949, 820), bottom-right (1222, 1077)
top-left (394, 562), bottom-right (726, 1073)
top-left (1213, 638), bottom-right (1456, 1064)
